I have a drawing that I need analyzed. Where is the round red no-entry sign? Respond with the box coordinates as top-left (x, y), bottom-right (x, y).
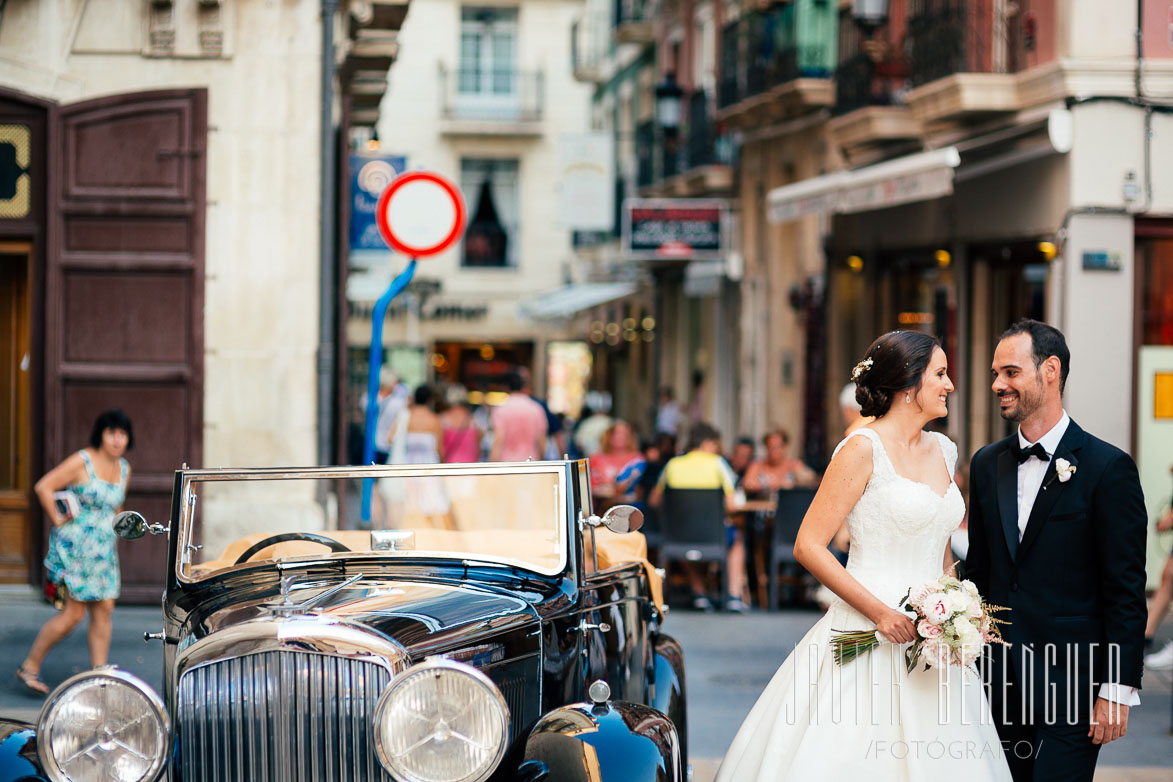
top-left (375, 171), bottom-right (467, 258)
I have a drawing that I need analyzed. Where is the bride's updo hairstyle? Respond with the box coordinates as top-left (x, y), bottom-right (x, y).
top-left (853, 330), bottom-right (941, 418)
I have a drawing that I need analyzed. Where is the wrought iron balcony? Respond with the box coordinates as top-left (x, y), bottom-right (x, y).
top-left (835, 53), bottom-right (879, 116)
top-left (636, 120), bottom-right (655, 189)
top-left (718, 20), bottom-right (740, 110)
top-left (715, 2), bottom-right (837, 122)
top-left (684, 89), bottom-right (734, 171)
top-left (908, 0), bottom-right (1016, 87)
top-left (615, 0), bottom-right (654, 43)
top-left (439, 65), bottom-right (544, 130)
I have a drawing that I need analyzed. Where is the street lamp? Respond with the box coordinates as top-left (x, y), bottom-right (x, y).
top-left (654, 72), bottom-right (684, 138)
top-left (851, 0), bottom-right (889, 33)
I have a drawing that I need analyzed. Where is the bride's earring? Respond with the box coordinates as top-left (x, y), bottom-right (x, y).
top-left (905, 392), bottom-right (911, 404)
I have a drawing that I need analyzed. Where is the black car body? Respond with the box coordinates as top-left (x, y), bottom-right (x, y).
top-left (2, 461), bottom-right (685, 782)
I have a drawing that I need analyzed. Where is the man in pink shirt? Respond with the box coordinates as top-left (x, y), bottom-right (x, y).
top-left (489, 371), bottom-right (548, 462)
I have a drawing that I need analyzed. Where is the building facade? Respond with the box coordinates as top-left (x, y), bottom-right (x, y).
top-left (0, 0), bottom-right (409, 597)
top-left (349, 0), bottom-right (595, 426)
top-left (579, 0), bottom-right (1173, 583)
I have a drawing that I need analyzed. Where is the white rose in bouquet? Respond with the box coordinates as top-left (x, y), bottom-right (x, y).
top-left (946, 589), bottom-right (973, 614)
top-left (962, 579), bottom-right (979, 597)
top-left (924, 593), bottom-right (951, 625)
top-left (954, 621), bottom-right (984, 665)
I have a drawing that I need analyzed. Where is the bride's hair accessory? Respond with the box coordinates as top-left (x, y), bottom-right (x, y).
top-left (851, 358), bottom-right (873, 381)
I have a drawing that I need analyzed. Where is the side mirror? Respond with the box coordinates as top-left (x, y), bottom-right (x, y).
top-left (113, 511), bottom-right (168, 540)
top-left (600, 504), bottom-right (643, 534)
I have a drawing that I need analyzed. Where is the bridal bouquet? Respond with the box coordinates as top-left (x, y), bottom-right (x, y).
top-left (831, 575), bottom-right (1010, 672)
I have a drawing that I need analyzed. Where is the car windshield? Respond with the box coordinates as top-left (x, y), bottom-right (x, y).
top-left (177, 465), bottom-right (569, 581)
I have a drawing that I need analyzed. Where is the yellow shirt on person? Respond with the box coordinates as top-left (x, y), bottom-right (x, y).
top-left (654, 450), bottom-right (737, 496)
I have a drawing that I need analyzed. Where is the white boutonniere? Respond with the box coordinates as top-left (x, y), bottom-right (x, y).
top-left (1054, 458), bottom-right (1076, 482)
top-left (1044, 457), bottom-right (1077, 490)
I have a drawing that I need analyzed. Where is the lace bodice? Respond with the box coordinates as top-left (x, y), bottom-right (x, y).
top-left (832, 428), bottom-right (965, 609)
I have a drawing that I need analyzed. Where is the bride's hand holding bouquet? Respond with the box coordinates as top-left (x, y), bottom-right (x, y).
top-left (832, 574), bottom-right (1010, 672)
top-left (873, 607), bottom-right (917, 645)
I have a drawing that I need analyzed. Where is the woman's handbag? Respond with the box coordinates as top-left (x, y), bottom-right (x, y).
top-left (43, 579), bottom-right (68, 610)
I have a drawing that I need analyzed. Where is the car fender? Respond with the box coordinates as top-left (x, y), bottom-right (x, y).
top-left (0, 719), bottom-right (48, 782)
top-left (517, 699), bottom-right (682, 782)
top-left (650, 632), bottom-right (687, 764)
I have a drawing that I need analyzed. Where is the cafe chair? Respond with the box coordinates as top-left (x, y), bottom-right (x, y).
top-left (659, 487), bottom-right (728, 607)
top-left (639, 504), bottom-right (663, 555)
top-left (767, 488), bottom-right (817, 610)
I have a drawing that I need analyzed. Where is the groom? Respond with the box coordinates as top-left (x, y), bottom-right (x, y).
top-left (966, 319), bottom-right (1147, 782)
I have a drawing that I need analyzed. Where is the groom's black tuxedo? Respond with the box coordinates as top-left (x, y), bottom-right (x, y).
top-left (967, 419), bottom-right (1147, 781)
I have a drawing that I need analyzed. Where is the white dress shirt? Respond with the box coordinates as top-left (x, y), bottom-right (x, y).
top-left (1016, 411), bottom-right (1139, 707)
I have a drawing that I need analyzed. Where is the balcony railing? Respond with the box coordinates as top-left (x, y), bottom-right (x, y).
top-left (615, 0), bottom-right (654, 43)
top-left (717, 4), bottom-right (836, 111)
top-left (908, 0), bottom-right (1015, 87)
top-left (718, 20), bottom-right (740, 110)
top-left (834, 53), bottom-right (877, 115)
top-left (684, 89), bottom-right (734, 171)
top-left (439, 65), bottom-right (544, 123)
top-left (636, 119), bottom-right (655, 189)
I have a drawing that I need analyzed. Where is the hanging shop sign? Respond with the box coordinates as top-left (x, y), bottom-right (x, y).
top-left (349, 154), bottom-right (407, 255)
top-left (622, 198), bottom-right (727, 261)
top-left (558, 133), bottom-right (615, 231)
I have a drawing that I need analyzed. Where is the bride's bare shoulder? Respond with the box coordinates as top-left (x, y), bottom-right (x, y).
top-left (830, 431), bottom-right (875, 471)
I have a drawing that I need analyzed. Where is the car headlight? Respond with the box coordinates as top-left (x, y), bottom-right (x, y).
top-left (373, 659), bottom-right (509, 782)
top-left (37, 668), bottom-right (170, 782)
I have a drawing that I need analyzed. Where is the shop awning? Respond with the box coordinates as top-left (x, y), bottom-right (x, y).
top-left (767, 147), bottom-right (961, 224)
top-left (519, 282), bottom-right (637, 320)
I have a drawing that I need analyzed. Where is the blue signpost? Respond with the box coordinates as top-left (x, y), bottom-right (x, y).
top-left (359, 171), bottom-right (467, 523)
top-left (360, 259), bottom-right (417, 521)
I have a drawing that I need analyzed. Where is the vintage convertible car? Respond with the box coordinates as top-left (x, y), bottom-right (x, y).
top-left (1, 461), bottom-right (686, 782)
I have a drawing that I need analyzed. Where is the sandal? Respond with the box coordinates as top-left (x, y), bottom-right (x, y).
top-left (15, 666), bottom-right (49, 696)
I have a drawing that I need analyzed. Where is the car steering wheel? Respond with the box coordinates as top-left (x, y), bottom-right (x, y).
top-left (233, 532), bottom-right (352, 565)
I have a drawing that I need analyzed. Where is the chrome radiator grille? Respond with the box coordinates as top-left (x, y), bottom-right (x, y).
top-left (177, 651), bottom-right (394, 781)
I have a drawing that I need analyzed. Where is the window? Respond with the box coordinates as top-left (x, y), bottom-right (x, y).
top-left (460, 7), bottom-right (517, 97)
top-left (461, 158), bottom-right (519, 268)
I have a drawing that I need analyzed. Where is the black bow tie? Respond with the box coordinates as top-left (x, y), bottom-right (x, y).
top-left (1014, 442), bottom-right (1050, 464)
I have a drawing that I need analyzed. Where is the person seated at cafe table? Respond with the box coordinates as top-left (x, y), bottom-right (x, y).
top-left (741, 428), bottom-right (818, 498)
top-left (727, 436), bottom-right (756, 487)
top-left (649, 422), bottom-right (749, 614)
top-left (588, 421), bottom-right (644, 507)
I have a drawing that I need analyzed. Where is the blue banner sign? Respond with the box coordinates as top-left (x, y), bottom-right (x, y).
top-left (350, 154), bottom-right (406, 253)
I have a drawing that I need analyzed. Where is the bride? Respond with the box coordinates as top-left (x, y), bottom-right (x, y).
top-left (716, 331), bottom-right (1011, 780)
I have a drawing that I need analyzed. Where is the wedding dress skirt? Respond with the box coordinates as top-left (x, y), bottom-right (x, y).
top-left (715, 429), bottom-right (1012, 781)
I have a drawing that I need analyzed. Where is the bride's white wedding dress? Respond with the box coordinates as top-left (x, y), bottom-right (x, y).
top-left (716, 428), bottom-right (1011, 781)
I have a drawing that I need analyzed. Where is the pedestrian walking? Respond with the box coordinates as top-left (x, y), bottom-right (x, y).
top-left (17, 409), bottom-right (133, 696)
top-left (489, 371), bottom-right (548, 462)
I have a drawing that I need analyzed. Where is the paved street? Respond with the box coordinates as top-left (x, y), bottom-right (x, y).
top-left (2, 587), bottom-right (1170, 780)
top-left (668, 609), bottom-right (1173, 781)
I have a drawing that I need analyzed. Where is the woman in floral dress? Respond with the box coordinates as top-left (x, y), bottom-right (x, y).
top-left (16, 409), bottom-right (133, 696)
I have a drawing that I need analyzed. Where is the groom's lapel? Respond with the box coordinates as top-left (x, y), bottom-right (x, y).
top-left (1017, 422), bottom-right (1085, 561)
top-left (995, 446), bottom-right (1020, 560)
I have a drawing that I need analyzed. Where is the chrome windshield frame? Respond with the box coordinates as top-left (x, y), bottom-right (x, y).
top-left (174, 462), bottom-right (572, 584)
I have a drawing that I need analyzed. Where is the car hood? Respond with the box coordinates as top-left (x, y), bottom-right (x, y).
top-left (180, 576), bottom-right (541, 659)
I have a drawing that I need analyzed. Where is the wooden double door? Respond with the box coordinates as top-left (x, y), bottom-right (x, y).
top-left (0, 88), bottom-right (205, 601)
